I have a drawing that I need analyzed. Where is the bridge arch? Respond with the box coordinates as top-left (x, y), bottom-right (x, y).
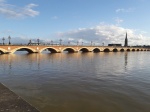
top-left (79, 48), bottom-right (90, 52)
top-left (132, 49), bottom-right (135, 51)
top-left (11, 47), bottom-right (36, 54)
top-left (137, 49), bottom-right (139, 51)
top-left (120, 49), bottom-right (124, 52)
top-left (0, 48), bottom-right (7, 54)
top-left (104, 48), bottom-right (110, 52)
top-left (113, 48), bottom-right (118, 52)
top-left (63, 47), bottom-right (76, 53)
top-left (127, 49), bottom-right (130, 52)
top-left (93, 48), bottom-right (100, 52)
top-left (0, 50), bottom-right (4, 54)
top-left (40, 47), bottom-right (59, 53)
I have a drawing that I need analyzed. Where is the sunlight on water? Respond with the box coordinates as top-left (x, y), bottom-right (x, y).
top-left (0, 52), bottom-right (150, 112)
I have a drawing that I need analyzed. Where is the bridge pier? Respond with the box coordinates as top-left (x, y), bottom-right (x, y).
top-left (3, 52), bottom-right (11, 54)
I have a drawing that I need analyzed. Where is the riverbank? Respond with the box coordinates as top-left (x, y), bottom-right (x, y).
top-left (0, 83), bottom-right (40, 112)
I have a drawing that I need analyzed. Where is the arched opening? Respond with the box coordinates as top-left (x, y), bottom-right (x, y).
top-left (104, 48), bottom-right (110, 52)
top-left (144, 49), bottom-right (146, 51)
top-left (0, 50), bottom-right (5, 54)
top-left (141, 49), bottom-right (143, 51)
top-left (63, 48), bottom-right (75, 53)
top-left (14, 48), bottom-right (35, 54)
top-left (80, 48), bottom-right (89, 52)
top-left (127, 49), bottom-right (130, 52)
top-left (132, 49), bottom-right (135, 51)
top-left (41, 48), bottom-right (58, 53)
top-left (137, 49), bottom-right (139, 51)
top-left (120, 49), bottom-right (124, 52)
top-left (47, 48), bottom-right (58, 53)
top-left (113, 49), bottom-right (118, 52)
top-left (93, 48), bottom-right (100, 53)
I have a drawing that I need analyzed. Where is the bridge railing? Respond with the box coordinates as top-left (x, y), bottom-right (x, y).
top-left (0, 44), bottom-right (149, 48)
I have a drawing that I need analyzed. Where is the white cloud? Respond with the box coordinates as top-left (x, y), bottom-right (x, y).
top-left (1, 24), bottom-right (150, 46)
top-left (51, 16), bottom-right (58, 20)
top-left (54, 24), bottom-right (150, 46)
top-left (116, 8), bottom-right (135, 13)
top-left (0, 0), bottom-right (39, 19)
top-left (115, 17), bottom-right (124, 25)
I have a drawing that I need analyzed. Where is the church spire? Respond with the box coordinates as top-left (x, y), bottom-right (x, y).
top-left (124, 32), bottom-right (128, 47)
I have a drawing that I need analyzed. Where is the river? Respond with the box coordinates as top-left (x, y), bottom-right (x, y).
top-left (0, 51), bottom-right (150, 112)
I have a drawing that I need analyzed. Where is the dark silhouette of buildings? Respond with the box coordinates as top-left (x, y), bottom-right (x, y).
top-left (124, 32), bottom-right (128, 47)
top-left (108, 44), bottom-right (122, 46)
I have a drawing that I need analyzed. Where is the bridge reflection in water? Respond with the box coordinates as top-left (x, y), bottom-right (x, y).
top-left (0, 51), bottom-right (129, 72)
top-left (0, 45), bottom-right (149, 54)
top-left (0, 52), bottom-right (150, 112)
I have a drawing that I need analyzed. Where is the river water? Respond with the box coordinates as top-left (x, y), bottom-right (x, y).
top-left (0, 51), bottom-right (150, 112)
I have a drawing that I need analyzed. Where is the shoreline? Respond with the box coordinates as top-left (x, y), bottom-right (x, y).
top-left (0, 83), bottom-right (40, 112)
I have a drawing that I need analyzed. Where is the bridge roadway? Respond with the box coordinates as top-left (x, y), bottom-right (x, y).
top-left (0, 45), bottom-right (149, 54)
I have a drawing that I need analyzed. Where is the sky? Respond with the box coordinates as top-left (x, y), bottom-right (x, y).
top-left (0, 0), bottom-right (150, 45)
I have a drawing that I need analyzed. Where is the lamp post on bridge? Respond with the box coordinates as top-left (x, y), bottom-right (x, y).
top-left (91, 41), bottom-right (93, 46)
top-left (68, 41), bottom-right (70, 45)
top-left (59, 39), bottom-right (62, 45)
top-left (28, 39), bottom-right (32, 45)
top-left (37, 38), bottom-right (40, 45)
top-left (102, 42), bottom-right (104, 46)
top-left (77, 41), bottom-right (79, 46)
top-left (8, 36), bottom-right (11, 45)
top-left (2, 37), bottom-right (5, 45)
top-left (51, 40), bottom-right (53, 45)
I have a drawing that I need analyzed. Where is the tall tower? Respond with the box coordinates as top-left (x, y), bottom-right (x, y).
top-left (124, 32), bottom-right (128, 47)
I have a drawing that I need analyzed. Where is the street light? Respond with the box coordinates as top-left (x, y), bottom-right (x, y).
top-left (8, 36), bottom-right (11, 45)
top-left (37, 38), bottom-right (40, 45)
top-left (2, 37), bottom-right (5, 45)
top-left (59, 39), bottom-right (62, 45)
top-left (28, 39), bottom-right (32, 45)
top-left (91, 41), bottom-right (93, 46)
top-left (102, 43), bottom-right (104, 46)
top-left (51, 40), bottom-right (53, 45)
top-left (77, 41), bottom-right (79, 46)
top-left (82, 41), bottom-right (83, 46)
top-left (68, 41), bottom-right (70, 45)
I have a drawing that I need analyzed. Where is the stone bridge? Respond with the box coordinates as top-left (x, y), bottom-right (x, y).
top-left (0, 45), bottom-right (149, 54)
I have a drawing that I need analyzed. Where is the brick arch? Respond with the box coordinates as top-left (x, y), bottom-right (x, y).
top-left (0, 48), bottom-right (7, 54)
top-left (62, 47), bottom-right (76, 53)
top-left (39, 47), bottom-right (59, 53)
top-left (11, 47), bottom-right (36, 53)
top-left (113, 48), bottom-right (118, 52)
top-left (126, 49), bottom-right (130, 51)
top-left (120, 48), bottom-right (125, 52)
top-left (92, 48), bottom-right (101, 52)
top-left (79, 47), bottom-right (90, 52)
top-left (103, 48), bottom-right (110, 52)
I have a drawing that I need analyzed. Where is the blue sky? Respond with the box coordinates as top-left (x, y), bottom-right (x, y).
top-left (0, 0), bottom-right (150, 45)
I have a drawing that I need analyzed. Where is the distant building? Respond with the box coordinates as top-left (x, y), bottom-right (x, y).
top-left (108, 44), bottom-right (122, 46)
top-left (124, 32), bottom-right (128, 47)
